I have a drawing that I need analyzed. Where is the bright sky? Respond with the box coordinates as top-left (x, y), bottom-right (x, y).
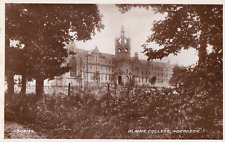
top-left (75, 4), bottom-right (199, 67)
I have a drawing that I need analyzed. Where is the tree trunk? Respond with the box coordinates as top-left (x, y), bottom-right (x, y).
top-left (198, 21), bottom-right (208, 66)
top-left (7, 74), bottom-right (14, 94)
top-left (20, 74), bottom-right (26, 94)
top-left (36, 78), bottom-right (44, 96)
top-left (198, 37), bottom-right (207, 66)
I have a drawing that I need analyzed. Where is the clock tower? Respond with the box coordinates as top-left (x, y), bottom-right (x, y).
top-left (114, 26), bottom-right (132, 85)
top-left (115, 26), bottom-right (130, 60)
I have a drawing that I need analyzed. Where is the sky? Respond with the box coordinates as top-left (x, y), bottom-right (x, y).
top-left (9, 4), bottom-right (199, 67)
top-left (75, 4), bottom-right (199, 67)
top-left (10, 4), bottom-right (199, 67)
top-left (75, 5), bottom-right (199, 67)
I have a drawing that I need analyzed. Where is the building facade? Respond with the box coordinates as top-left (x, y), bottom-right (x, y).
top-left (49, 27), bottom-right (174, 87)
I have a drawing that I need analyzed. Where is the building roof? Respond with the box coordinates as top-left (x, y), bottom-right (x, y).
top-left (66, 40), bottom-right (174, 67)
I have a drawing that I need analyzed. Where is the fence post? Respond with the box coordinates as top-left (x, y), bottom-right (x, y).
top-left (68, 83), bottom-right (70, 96)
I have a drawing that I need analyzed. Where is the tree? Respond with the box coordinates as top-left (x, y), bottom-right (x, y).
top-left (144, 5), bottom-right (222, 66)
top-left (150, 76), bottom-right (156, 86)
top-left (169, 65), bottom-right (186, 87)
top-left (116, 5), bottom-right (223, 136)
top-left (5, 4), bottom-right (27, 94)
top-left (117, 4), bottom-right (222, 66)
top-left (117, 3), bottom-right (223, 99)
top-left (5, 4), bottom-right (104, 96)
top-left (5, 45), bottom-right (22, 94)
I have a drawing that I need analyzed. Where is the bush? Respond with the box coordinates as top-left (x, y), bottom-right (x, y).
top-left (5, 85), bottom-right (222, 139)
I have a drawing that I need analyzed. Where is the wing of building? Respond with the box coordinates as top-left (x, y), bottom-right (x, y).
top-left (47, 26), bottom-right (175, 87)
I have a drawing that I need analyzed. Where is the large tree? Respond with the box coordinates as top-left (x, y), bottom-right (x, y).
top-left (117, 4), bottom-right (222, 65)
top-left (5, 4), bottom-right (104, 95)
top-left (117, 5), bottom-right (223, 136)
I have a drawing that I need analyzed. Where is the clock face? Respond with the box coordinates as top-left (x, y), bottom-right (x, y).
top-left (125, 48), bottom-right (128, 52)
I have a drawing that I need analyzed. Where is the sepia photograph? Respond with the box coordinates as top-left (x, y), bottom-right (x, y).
top-left (2, 0), bottom-right (223, 140)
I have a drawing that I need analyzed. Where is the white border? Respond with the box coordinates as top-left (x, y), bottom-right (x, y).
top-left (0, 0), bottom-right (224, 142)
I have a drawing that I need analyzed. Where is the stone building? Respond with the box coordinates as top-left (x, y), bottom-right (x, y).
top-left (49, 27), bottom-right (174, 87)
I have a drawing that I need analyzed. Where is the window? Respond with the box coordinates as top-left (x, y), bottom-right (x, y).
top-left (161, 73), bottom-right (163, 77)
top-left (125, 48), bottom-right (128, 52)
top-left (95, 56), bottom-right (98, 62)
top-left (105, 75), bottom-right (107, 80)
top-left (118, 49), bottom-right (121, 52)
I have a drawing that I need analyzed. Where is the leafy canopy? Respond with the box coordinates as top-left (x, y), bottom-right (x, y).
top-left (5, 4), bottom-right (104, 80)
top-left (117, 4), bottom-right (222, 64)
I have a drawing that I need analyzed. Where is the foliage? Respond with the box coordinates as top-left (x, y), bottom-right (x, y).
top-left (117, 4), bottom-right (222, 65)
top-left (150, 76), bottom-right (156, 85)
top-left (169, 65), bottom-right (186, 87)
top-left (5, 45), bottom-right (23, 76)
top-left (117, 6), bottom-right (223, 139)
top-left (144, 5), bottom-right (222, 63)
top-left (116, 4), bottom-right (152, 14)
top-left (5, 4), bottom-right (104, 95)
top-left (5, 86), bottom-right (222, 139)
